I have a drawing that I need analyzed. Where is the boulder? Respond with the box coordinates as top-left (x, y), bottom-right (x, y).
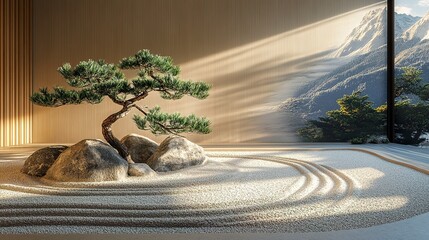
top-left (21, 145), bottom-right (68, 177)
top-left (147, 136), bottom-right (207, 172)
top-left (121, 134), bottom-right (158, 163)
top-left (128, 163), bottom-right (156, 177)
top-left (44, 139), bottom-right (128, 182)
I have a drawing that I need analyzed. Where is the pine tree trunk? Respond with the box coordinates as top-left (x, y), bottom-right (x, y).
top-left (102, 106), bottom-right (134, 164)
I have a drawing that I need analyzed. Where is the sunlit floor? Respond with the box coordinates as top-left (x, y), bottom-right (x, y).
top-left (0, 144), bottom-right (428, 238)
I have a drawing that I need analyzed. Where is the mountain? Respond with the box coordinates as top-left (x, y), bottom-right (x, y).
top-left (402, 13), bottom-right (429, 42)
top-left (279, 47), bottom-right (387, 119)
top-left (397, 11), bottom-right (429, 79)
top-left (333, 8), bottom-right (386, 57)
top-left (396, 13), bottom-right (421, 38)
top-left (395, 39), bottom-right (429, 82)
top-left (396, 40), bottom-right (429, 66)
top-left (333, 8), bottom-right (419, 58)
top-left (279, 9), bottom-right (426, 121)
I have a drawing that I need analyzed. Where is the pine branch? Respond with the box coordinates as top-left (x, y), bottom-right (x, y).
top-left (133, 106), bottom-right (211, 135)
top-left (31, 87), bottom-right (103, 107)
top-left (119, 50), bottom-right (180, 76)
top-left (132, 74), bottom-right (211, 100)
top-left (59, 60), bottom-right (125, 88)
top-left (91, 79), bottom-right (132, 95)
top-left (132, 105), bottom-right (178, 136)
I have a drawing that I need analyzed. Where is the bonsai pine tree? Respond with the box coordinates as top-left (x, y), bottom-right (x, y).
top-left (31, 50), bottom-right (211, 163)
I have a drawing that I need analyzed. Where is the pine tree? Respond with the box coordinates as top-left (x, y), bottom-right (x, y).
top-left (392, 67), bottom-right (429, 144)
top-left (298, 91), bottom-right (384, 142)
top-left (31, 50), bottom-right (211, 163)
top-left (395, 67), bottom-right (423, 98)
top-left (393, 101), bottom-right (429, 144)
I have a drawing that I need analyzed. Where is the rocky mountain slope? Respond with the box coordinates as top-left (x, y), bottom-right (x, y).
top-left (280, 8), bottom-right (427, 120)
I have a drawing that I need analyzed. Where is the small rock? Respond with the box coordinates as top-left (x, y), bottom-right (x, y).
top-left (367, 135), bottom-right (390, 144)
top-left (121, 134), bottom-right (158, 163)
top-left (147, 136), bottom-right (207, 172)
top-left (44, 139), bottom-right (128, 182)
top-left (128, 163), bottom-right (156, 177)
top-left (21, 145), bottom-right (68, 177)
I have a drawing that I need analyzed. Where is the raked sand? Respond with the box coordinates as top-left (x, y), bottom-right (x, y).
top-left (0, 149), bottom-right (428, 233)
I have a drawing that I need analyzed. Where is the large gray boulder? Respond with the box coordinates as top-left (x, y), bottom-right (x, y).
top-left (21, 145), bottom-right (68, 177)
top-left (44, 139), bottom-right (128, 182)
top-left (147, 136), bottom-right (207, 172)
top-left (121, 134), bottom-right (158, 163)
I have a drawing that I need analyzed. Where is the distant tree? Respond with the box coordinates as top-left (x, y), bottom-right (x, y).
top-left (393, 67), bottom-right (429, 144)
top-left (31, 50), bottom-right (211, 163)
top-left (394, 66), bottom-right (429, 101)
top-left (419, 84), bottom-right (429, 101)
top-left (298, 91), bottom-right (384, 142)
top-left (393, 101), bottom-right (429, 144)
top-left (395, 67), bottom-right (423, 98)
top-left (299, 67), bottom-right (429, 144)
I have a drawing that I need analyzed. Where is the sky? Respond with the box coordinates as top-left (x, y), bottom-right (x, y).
top-left (396, 0), bottom-right (429, 16)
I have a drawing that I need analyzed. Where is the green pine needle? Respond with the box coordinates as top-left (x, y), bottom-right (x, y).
top-left (133, 106), bottom-right (211, 135)
top-left (58, 60), bottom-right (125, 88)
top-left (119, 50), bottom-right (180, 76)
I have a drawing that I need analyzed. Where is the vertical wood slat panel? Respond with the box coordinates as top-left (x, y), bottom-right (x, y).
top-left (0, 0), bottom-right (4, 146)
top-left (0, 0), bottom-right (32, 147)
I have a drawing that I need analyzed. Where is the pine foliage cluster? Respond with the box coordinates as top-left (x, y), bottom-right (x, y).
top-left (133, 107), bottom-right (211, 135)
top-left (392, 67), bottom-right (429, 144)
top-left (298, 91), bottom-right (384, 142)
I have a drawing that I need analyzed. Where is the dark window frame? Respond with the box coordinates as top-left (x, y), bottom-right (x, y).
top-left (387, 0), bottom-right (395, 142)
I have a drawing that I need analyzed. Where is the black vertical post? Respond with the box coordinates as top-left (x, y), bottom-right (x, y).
top-left (387, 0), bottom-right (395, 142)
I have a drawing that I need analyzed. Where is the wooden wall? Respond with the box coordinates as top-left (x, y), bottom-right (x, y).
top-left (0, 0), bottom-right (32, 147)
top-left (32, 0), bottom-right (384, 145)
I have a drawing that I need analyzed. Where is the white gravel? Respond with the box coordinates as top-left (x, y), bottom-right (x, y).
top-left (0, 149), bottom-right (428, 234)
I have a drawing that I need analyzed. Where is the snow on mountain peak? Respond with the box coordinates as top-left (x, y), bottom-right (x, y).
top-left (333, 8), bottom-right (420, 58)
top-left (396, 13), bottom-right (421, 36)
top-left (333, 8), bottom-right (387, 58)
top-left (402, 12), bottom-right (429, 41)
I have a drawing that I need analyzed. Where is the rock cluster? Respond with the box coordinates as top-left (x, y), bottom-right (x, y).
top-left (21, 134), bottom-right (207, 182)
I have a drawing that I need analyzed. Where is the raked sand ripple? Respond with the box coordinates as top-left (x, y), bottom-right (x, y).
top-left (0, 150), bottom-right (428, 233)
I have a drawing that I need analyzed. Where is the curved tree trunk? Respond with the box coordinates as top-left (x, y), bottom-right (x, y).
top-left (102, 93), bottom-right (148, 164)
top-left (102, 106), bottom-right (134, 164)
